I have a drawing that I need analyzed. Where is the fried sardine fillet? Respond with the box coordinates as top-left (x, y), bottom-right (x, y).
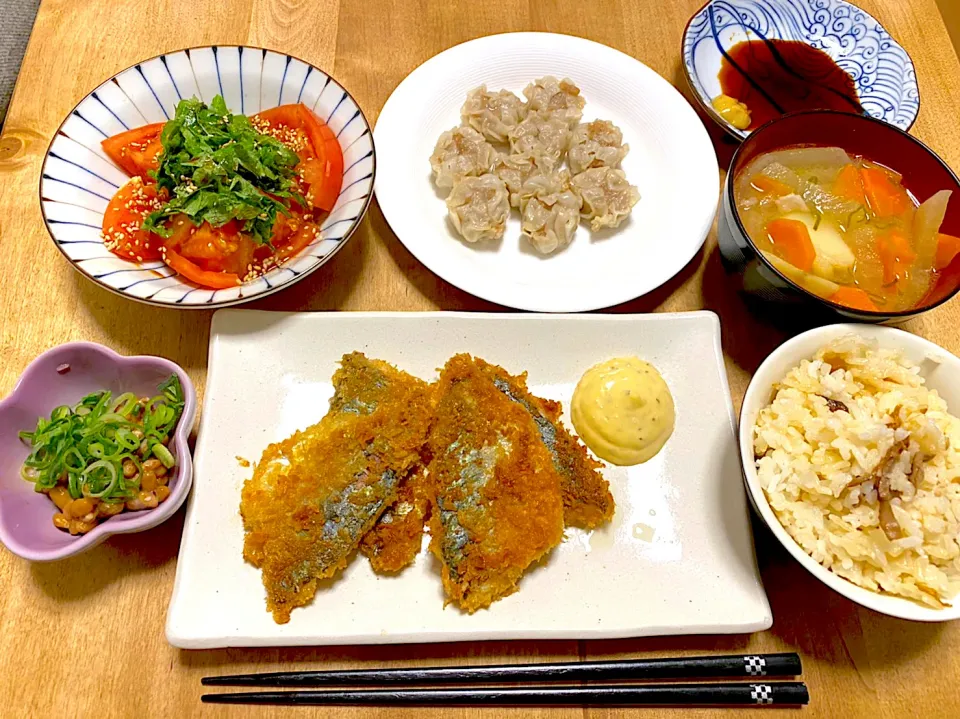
top-left (241, 353), bottom-right (433, 623)
top-left (359, 465), bottom-right (432, 573)
top-left (428, 354), bottom-right (565, 612)
top-left (476, 359), bottom-right (614, 529)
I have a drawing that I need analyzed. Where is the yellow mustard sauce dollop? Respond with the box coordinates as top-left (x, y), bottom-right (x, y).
top-left (711, 94), bottom-right (752, 130)
top-left (571, 357), bottom-right (675, 466)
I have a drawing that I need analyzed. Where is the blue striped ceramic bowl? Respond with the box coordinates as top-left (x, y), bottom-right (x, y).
top-left (682, 0), bottom-right (919, 139)
top-left (40, 46), bottom-right (375, 307)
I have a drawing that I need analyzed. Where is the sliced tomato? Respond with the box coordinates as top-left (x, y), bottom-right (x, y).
top-left (102, 122), bottom-right (165, 179)
top-left (160, 214), bottom-right (257, 280)
top-left (253, 105), bottom-right (305, 136)
top-left (101, 179), bottom-right (164, 261)
top-left (266, 213), bottom-right (321, 263)
top-left (252, 104), bottom-right (343, 212)
top-left (281, 220), bottom-right (321, 262)
top-left (159, 211), bottom-right (312, 287)
top-left (295, 105), bottom-right (333, 154)
top-left (179, 221), bottom-right (255, 274)
top-left (162, 246), bottom-right (240, 289)
top-left (162, 214), bottom-right (196, 250)
top-left (297, 106), bottom-right (344, 211)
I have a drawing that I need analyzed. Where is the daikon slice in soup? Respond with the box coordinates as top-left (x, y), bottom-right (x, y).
top-left (734, 146), bottom-right (959, 313)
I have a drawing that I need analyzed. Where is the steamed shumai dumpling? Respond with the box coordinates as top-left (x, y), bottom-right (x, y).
top-left (461, 86), bottom-right (524, 144)
top-left (567, 120), bottom-right (629, 175)
top-left (494, 151), bottom-right (550, 208)
top-left (507, 113), bottom-right (570, 171)
top-left (430, 126), bottom-right (499, 189)
top-left (518, 170), bottom-right (583, 254)
top-left (522, 76), bottom-right (585, 128)
top-left (445, 174), bottom-right (510, 243)
top-left (571, 167), bottom-right (640, 231)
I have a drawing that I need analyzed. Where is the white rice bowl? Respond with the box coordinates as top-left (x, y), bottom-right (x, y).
top-left (753, 334), bottom-right (960, 608)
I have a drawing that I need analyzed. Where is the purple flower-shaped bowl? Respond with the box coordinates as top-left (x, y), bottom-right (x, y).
top-left (0, 343), bottom-right (196, 561)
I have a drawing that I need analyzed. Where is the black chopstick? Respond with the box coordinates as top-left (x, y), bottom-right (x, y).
top-left (201, 682), bottom-right (809, 706)
top-left (202, 652), bottom-right (801, 687)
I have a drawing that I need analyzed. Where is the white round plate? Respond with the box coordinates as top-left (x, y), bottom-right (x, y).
top-left (374, 32), bottom-right (719, 312)
top-left (40, 46), bottom-right (375, 308)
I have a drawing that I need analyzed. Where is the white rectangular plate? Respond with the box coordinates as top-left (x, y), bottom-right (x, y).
top-left (166, 311), bottom-right (771, 648)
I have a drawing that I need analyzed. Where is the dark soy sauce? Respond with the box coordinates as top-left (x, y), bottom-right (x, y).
top-left (718, 39), bottom-right (864, 130)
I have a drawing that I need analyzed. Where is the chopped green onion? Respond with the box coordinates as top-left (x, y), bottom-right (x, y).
top-left (115, 428), bottom-right (139, 450)
top-left (17, 375), bottom-right (185, 506)
top-left (111, 392), bottom-right (137, 416)
top-left (68, 471), bottom-right (82, 500)
top-left (63, 447), bottom-right (85, 471)
top-left (82, 460), bottom-right (119, 498)
top-left (51, 406), bottom-right (72, 422)
top-left (152, 443), bottom-right (176, 469)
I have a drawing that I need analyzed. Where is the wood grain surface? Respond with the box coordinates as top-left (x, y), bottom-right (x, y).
top-left (1, 1), bottom-right (959, 717)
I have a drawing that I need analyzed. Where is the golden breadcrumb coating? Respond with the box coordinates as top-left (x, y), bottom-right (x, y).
top-left (241, 353), bottom-right (433, 623)
top-left (428, 354), bottom-right (565, 613)
top-left (475, 359), bottom-right (614, 529)
top-left (359, 465), bottom-right (432, 573)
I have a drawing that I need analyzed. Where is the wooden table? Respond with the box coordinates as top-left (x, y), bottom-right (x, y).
top-left (2, 1), bottom-right (959, 717)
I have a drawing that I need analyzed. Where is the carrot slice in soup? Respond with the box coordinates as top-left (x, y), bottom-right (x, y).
top-left (829, 287), bottom-right (879, 312)
top-left (861, 166), bottom-right (911, 218)
top-left (935, 232), bottom-right (960, 269)
top-left (766, 218), bottom-right (816, 272)
top-left (833, 164), bottom-right (864, 203)
top-left (750, 174), bottom-right (792, 196)
top-left (877, 230), bottom-right (917, 285)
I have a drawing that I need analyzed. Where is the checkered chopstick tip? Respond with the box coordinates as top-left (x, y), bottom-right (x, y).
top-left (744, 655), bottom-right (768, 677)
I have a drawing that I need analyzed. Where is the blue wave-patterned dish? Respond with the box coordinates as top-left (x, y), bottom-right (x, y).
top-left (40, 46), bottom-right (375, 307)
top-left (682, 0), bottom-right (919, 139)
